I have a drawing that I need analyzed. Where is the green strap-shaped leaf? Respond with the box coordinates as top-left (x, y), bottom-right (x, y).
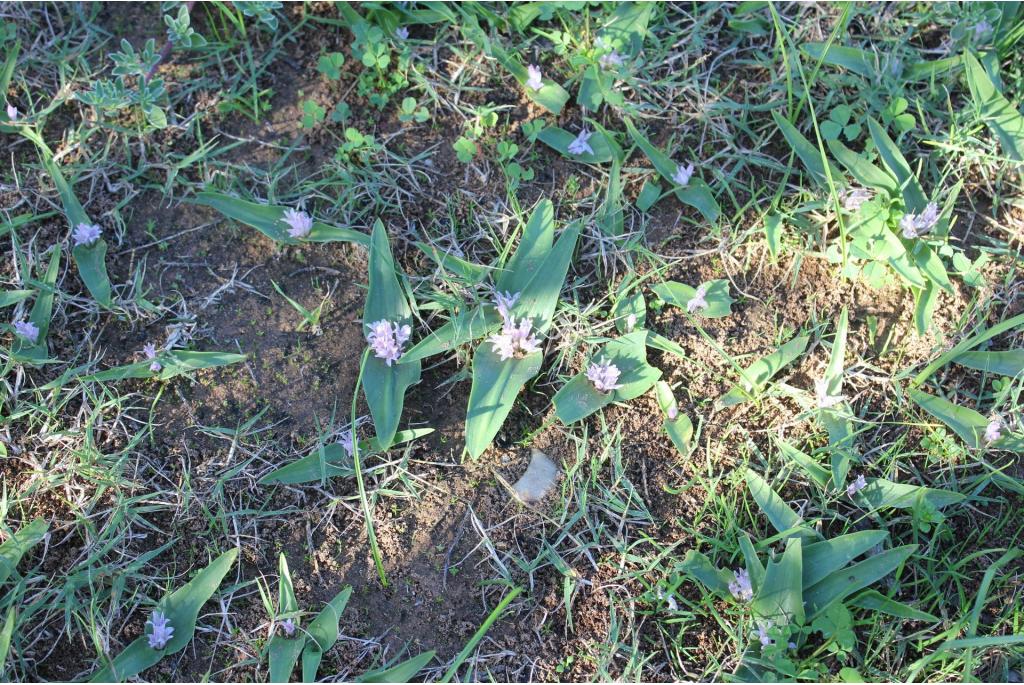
top-left (71, 350), bottom-right (246, 384)
top-left (12, 246), bottom-right (61, 364)
top-left (908, 387), bottom-right (990, 448)
top-left (776, 440), bottom-right (830, 489)
top-left (498, 200), bottom-right (555, 294)
top-left (89, 549), bottom-right (238, 682)
top-left (866, 116), bottom-right (928, 211)
top-left (537, 125), bottom-right (621, 164)
top-left (259, 430), bottom-right (434, 485)
top-left (963, 50), bottom-right (1024, 161)
top-left (465, 349), bottom-right (543, 459)
top-left (655, 381), bottom-right (693, 456)
top-left (0, 290), bottom-right (34, 308)
top-left (745, 469), bottom-right (816, 539)
top-left (770, 111), bottom-right (845, 191)
top-left (356, 650), bottom-right (436, 683)
top-left (363, 221), bottom-right (421, 449)
top-left (804, 544), bottom-right (917, 619)
top-left (720, 335), bottom-right (809, 407)
top-left (269, 554), bottom-right (302, 683)
top-left (826, 139), bottom-right (898, 195)
top-left (624, 117), bottom-right (720, 222)
top-left (848, 589), bottom-right (939, 622)
top-left (301, 587), bottom-right (353, 682)
top-left (490, 44), bottom-right (569, 115)
top-left (853, 477), bottom-right (966, 510)
top-left (953, 349), bottom-right (1024, 377)
top-left (195, 191), bottom-right (370, 246)
top-left (752, 537), bottom-right (804, 625)
top-left (0, 518), bottom-right (48, 586)
top-left (802, 530), bottom-right (888, 587)
top-left (678, 550), bottom-right (733, 595)
top-left (652, 279), bottom-right (734, 319)
top-left (400, 307), bottom-right (501, 364)
top-left (801, 42), bottom-right (876, 78)
top-left (552, 331), bottom-right (661, 424)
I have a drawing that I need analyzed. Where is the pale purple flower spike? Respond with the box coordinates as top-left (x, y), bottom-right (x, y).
top-left (143, 342), bottom-right (162, 372)
top-left (146, 611), bottom-right (174, 650)
top-left (686, 283), bottom-right (708, 313)
top-left (340, 428), bottom-right (356, 456)
top-left (5, 104), bottom-right (17, 121)
top-left (815, 378), bottom-right (846, 409)
top-left (13, 320), bottom-right (39, 344)
top-left (488, 292), bottom-right (542, 361)
top-left (494, 290), bottom-right (520, 321)
top-left (280, 618), bottom-right (296, 637)
top-left (282, 208), bottom-right (313, 239)
top-left (673, 162), bottom-right (695, 187)
top-left (899, 202), bottom-right (939, 239)
top-left (366, 320), bottom-right (411, 366)
top-left (728, 568), bottom-right (753, 602)
top-left (847, 473), bottom-right (868, 497)
top-left (73, 222), bottom-right (102, 247)
top-left (395, 26), bottom-right (409, 40)
top-left (755, 621), bottom-right (773, 647)
top-left (841, 187), bottom-right (872, 212)
top-left (599, 50), bottom-right (625, 70)
top-left (985, 417), bottom-right (1002, 444)
top-left (586, 358), bottom-right (623, 393)
top-left (667, 405), bottom-right (679, 421)
top-left (525, 64), bottom-right (543, 91)
top-left (567, 128), bottom-right (594, 156)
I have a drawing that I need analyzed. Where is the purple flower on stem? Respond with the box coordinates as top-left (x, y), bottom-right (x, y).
top-left (846, 473), bottom-right (868, 497)
top-left (728, 568), bottom-right (753, 602)
top-left (567, 128), bottom-right (594, 156)
top-left (686, 284), bottom-right (708, 313)
top-left (395, 26), bottom-right (409, 41)
top-left (73, 222), bottom-right (102, 247)
top-left (282, 208), bottom-right (313, 239)
top-left (143, 342), bottom-right (162, 372)
top-left (985, 417), bottom-right (1002, 444)
top-left (586, 358), bottom-right (623, 393)
top-left (525, 64), bottom-right (543, 91)
top-left (672, 162), bottom-right (695, 187)
top-left (899, 202), bottom-right (940, 239)
top-left (13, 319), bottom-right (39, 344)
top-left (146, 611), bottom-right (174, 650)
top-left (366, 320), bottom-right (411, 366)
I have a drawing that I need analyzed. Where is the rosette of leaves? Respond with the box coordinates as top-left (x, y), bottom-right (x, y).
top-left (88, 549), bottom-right (238, 682)
top-left (552, 331), bottom-right (661, 424)
top-left (399, 200), bottom-right (580, 458)
top-left (362, 220), bottom-right (421, 449)
top-left (195, 191), bottom-right (370, 246)
top-left (680, 471), bottom-right (927, 680)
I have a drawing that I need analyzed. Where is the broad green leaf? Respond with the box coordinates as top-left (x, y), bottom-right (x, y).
top-left (720, 335), bottom-right (809, 407)
top-left (259, 430), bottom-right (433, 485)
top-left (597, 1), bottom-right (654, 52)
top-left (908, 387), bottom-right (989, 448)
top-left (37, 153), bottom-right (113, 307)
top-left (853, 477), bottom-right (966, 510)
top-left (804, 545), bottom-right (917, 618)
top-left (577, 65), bottom-right (604, 110)
top-left (195, 191), bottom-right (370, 246)
top-left (356, 650), bottom-right (436, 683)
top-left (12, 246), bottom-right (61, 364)
top-left (866, 116), bottom-right (927, 211)
top-left (802, 42), bottom-right (876, 78)
top-left (0, 289), bottom-right (34, 308)
top-left (953, 349), bottom-right (1024, 376)
top-left (363, 221), bottom-right (421, 449)
top-left (655, 381), bottom-right (693, 456)
top-left (678, 550), bottom-right (733, 595)
top-left (301, 587), bottom-right (352, 682)
top-left (752, 537), bottom-right (804, 625)
top-left (765, 213), bottom-right (782, 260)
top-left (612, 277), bottom-right (645, 333)
top-left (89, 549), bottom-right (238, 682)
top-left (624, 117), bottom-right (720, 222)
top-left (849, 590), bottom-right (939, 622)
top-left (515, 222), bottom-right (581, 333)
top-left (745, 469), bottom-right (815, 539)
top-left (537, 125), bottom-right (620, 164)
top-left (600, 160), bottom-right (625, 237)
top-left (491, 45), bottom-right (569, 115)
top-left (776, 440), bottom-right (830, 489)
top-left (498, 200), bottom-right (555, 294)
top-left (914, 282), bottom-right (938, 336)
top-left (465, 348), bottom-right (543, 459)
top-left (400, 307), bottom-right (502, 364)
top-left (905, 54), bottom-right (963, 81)
top-left (552, 331), bottom-right (661, 424)
top-left (802, 530), bottom-right (888, 587)
top-left (653, 279), bottom-right (734, 318)
top-left (268, 554), bottom-right (302, 683)
top-left (963, 50), bottom-right (1024, 161)
top-left (739, 533), bottom-right (766, 589)
top-left (771, 110), bottom-right (845, 190)
top-left (0, 518), bottom-right (48, 586)
top-left (74, 350), bottom-right (246, 384)
top-left (414, 242), bottom-right (490, 283)
top-left (827, 139), bottom-right (898, 195)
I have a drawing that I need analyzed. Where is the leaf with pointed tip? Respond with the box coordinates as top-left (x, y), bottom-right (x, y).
top-left (537, 125), bottom-right (620, 164)
top-left (853, 477), bottom-right (966, 510)
top-left (804, 545), bottom-right (917, 619)
top-left (678, 550), bottom-right (733, 595)
top-left (195, 191), bottom-right (370, 246)
top-left (771, 111), bottom-right (845, 190)
top-left (259, 430), bottom-right (434, 485)
top-left (89, 549), bottom-right (238, 682)
top-left (301, 587), bottom-right (353, 682)
top-left (752, 538), bottom-right (804, 625)
top-left (655, 381), bottom-right (693, 456)
top-left (866, 116), bottom-right (927, 211)
top-left (653, 279), bottom-right (734, 318)
top-left (720, 335), bottom-right (809, 407)
top-left (963, 50), bottom-right (1024, 161)
top-left (0, 518), bottom-right (48, 586)
top-left (745, 469), bottom-right (816, 540)
top-left (953, 349), bottom-right (1024, 377)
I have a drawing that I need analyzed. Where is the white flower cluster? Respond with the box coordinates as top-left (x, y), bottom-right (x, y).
top-left (487, 291), bottom-right (542, 361)
top-left (13, 320), bottom-right (39, 344)
top-left (687, 284), bottom-right (708, 313)
top-left (282, 208), bottom-right (313, 239)
top-left (899, 202), bottom-right (939, 239)
top-left (728, 568), bottom-right (753, 602)
top-left (366, 320), bottom-right (412, 366)
top-left (146, 610), bottom-right (174, 650)
top-left (73, 222), bottom-right (102, 247)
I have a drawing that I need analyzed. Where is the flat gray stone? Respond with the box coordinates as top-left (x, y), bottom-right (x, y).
top-left (513, 449), bottom-right (559, 503)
